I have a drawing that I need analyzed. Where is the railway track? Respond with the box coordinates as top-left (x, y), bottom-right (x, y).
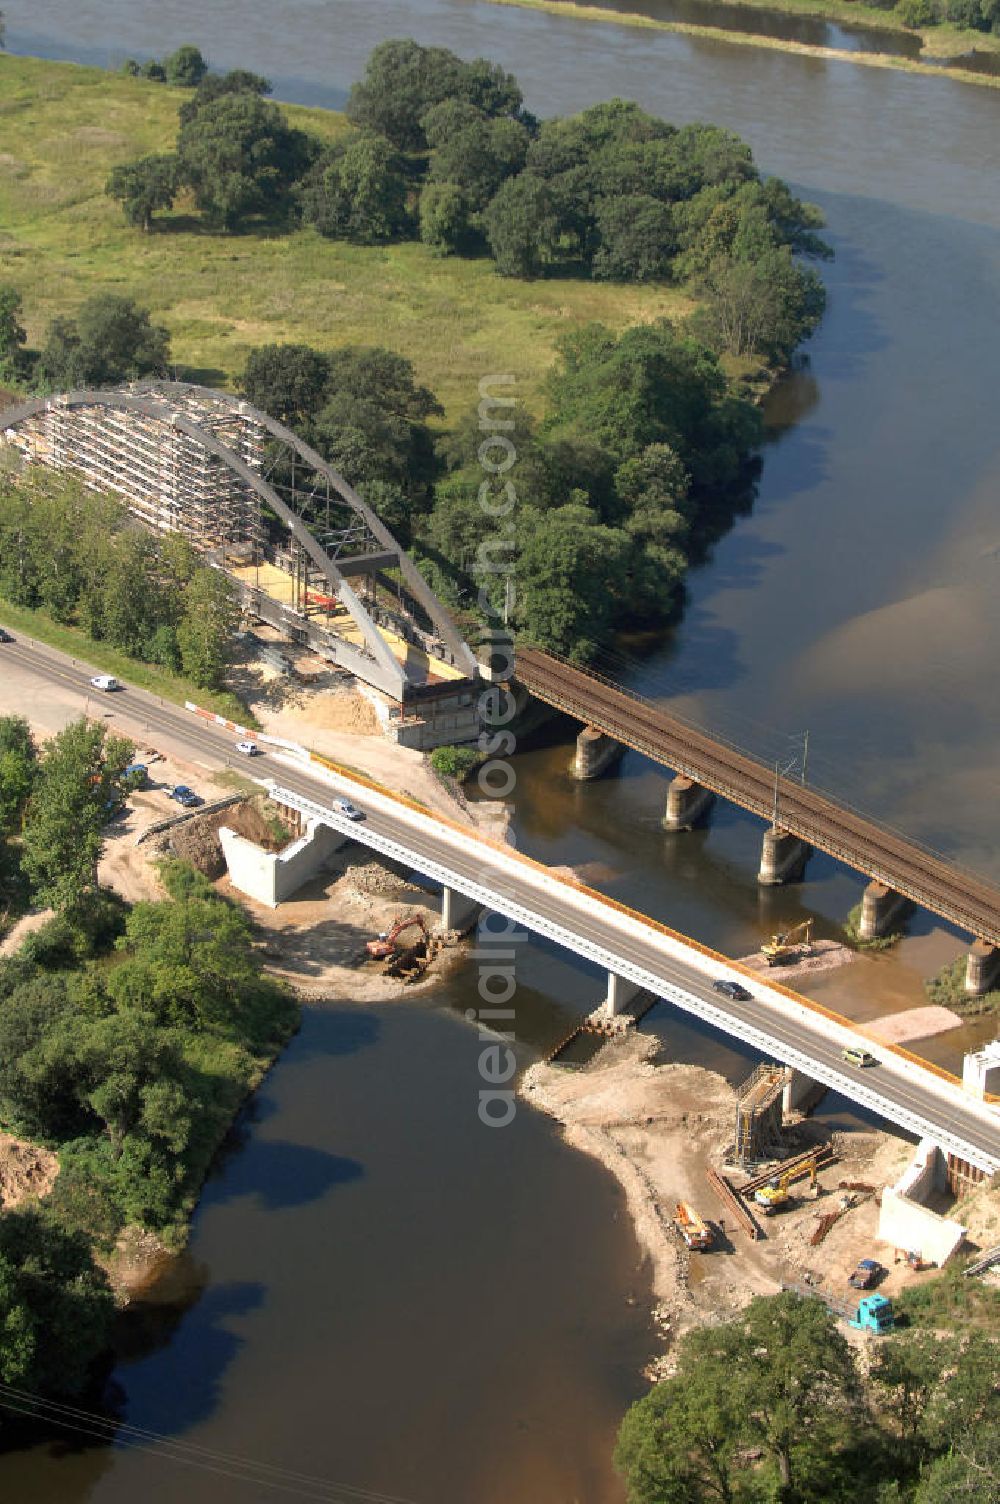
top-left (516, 647), bottom-right (1000, 945)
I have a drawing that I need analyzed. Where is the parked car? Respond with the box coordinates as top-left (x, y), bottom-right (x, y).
top-left (842, 1046), bottom-right (878, 1068)
top-left (90, 674), bottom-right (120, 692)
top-left (122, 762), bottom-right (148, 788)
top-left (848, 1258), bottom-right (883, 1290)
top-left (234, 740), bottom-right (259, 757)
top-left (334, 797), bottom-right (365, 822)
top-left (0, 628), bottom-right (13, 643)
top-left (168, 785), bottom-right (202, 808)
top-left (712, 978), bottom-right (753, 1002)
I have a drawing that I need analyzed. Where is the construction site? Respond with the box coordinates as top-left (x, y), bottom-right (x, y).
top-left (522, 1027), bottom-right (1000, 1368)
top-left (0, 382), bottom-right (482, 748)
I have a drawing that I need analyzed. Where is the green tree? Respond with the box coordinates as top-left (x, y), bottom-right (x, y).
top-left (482, 173), bottom-right (561, 277)
top-left (37, 294), bottom-right (170, 387)
top-left (176, 567), bottom-right (239, 688)
top-left (915, 1428), bottom-right (1000, 1502)
top-left (692, 249), bottom-right (826, 365)
top-left (20, 718), bottom-right (133, 910)
top-left (616, 1293), bottom-right (865, 1504)
top-left (0, 284), bottom-right (27, 379)
top-left (241, 342), bottom-right (331, 427)
top-left (897, 0), bottom-right (944, 23)
top-left (514, 504), bottom-right (633, 660)
top-left (307, 346), bottom-right (442, 499)
top-left (176, 92), bottom-right (315, 230)
top-left (299, 131), bottom-right (410, 243)
top-left (0, 1208), bottom-right (113, 1396)
top-left (163, 43), bottom-right (208, 87)
top-left (105, 154), bottom-right (178, 231)
top-left (423, 99), bottom-right (530, 214)
top-left (592, 194), bottom-right (676, 282)
top-left (419, 180), bottom-right (473, 255)
top-left (177, 67), bottom-right (272, 128)
top-left (347, 38), bottom-right (525, 153)
top-left (140, 58), bottom-right (167, 83)
top-left (0, 716), bottom-right (36, 836)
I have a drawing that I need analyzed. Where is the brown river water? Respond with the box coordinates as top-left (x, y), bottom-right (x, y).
top-left (2, 1), bottom-right (1000, 1498)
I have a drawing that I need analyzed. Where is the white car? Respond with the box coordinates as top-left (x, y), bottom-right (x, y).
top-left (90, 675), bottom-right (119, 692)
top-left (234, 740), bottom-right (259, 757)
top-left (335, 797), bottom-right (365, 821)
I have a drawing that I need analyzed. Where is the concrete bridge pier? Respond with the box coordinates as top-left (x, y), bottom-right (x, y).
top-left (605, 972), bottom-right (642, 1016)
top-left (858, 881), bottom-right (911, 940)
top-left (758, 827), bottom-right (811, 886)
top-left (441, 885), bottom-right (484, 935)
top-left (572, 725), bottom-right (626, 781)
top-left (782, 1069), bottom-right (827, 1117)
top-left (662, 774), bottom-right (715, 831)
top-left (965, 939), bottom-right (1000, 997)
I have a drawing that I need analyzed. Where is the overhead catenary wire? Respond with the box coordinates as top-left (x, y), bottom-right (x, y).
top-left (0, 1382), bottom-right (417, 1504)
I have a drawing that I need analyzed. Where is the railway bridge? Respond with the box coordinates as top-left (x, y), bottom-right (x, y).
top-left (515, 647), bottom-right (1000, 992)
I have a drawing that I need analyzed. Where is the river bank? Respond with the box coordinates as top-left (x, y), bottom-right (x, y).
top-left (484, 0), bottom-right (1000, 86)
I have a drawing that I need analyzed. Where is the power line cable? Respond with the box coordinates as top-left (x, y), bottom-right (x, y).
top-left (0, 1382), bottom-right (417, 1504)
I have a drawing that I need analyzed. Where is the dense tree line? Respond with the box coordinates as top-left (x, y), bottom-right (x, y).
top-left (0, 467), bottom-right (238, 689)
top-left (0, 285), bottom-right (169, 391)
top-left (0, 710), bottom-right (297, 1395)
top-left (896, 0), bottom-right (1000, 30)
top-left (617, 1289), bottom-right (1000, 1504)
top-left (103, 40), bottom-right (828, 367)
top-left (241, 321), bottom-right (761, 660)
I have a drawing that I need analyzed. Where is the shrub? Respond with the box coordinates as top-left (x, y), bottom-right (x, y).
top-left (896, 0), bottom-right (943, 26)
top-left (430, 746), bottom-right (481, 781)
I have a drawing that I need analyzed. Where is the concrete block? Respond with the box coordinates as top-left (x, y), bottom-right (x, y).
top-left (962, 1040), bottom-right (1000, 1099)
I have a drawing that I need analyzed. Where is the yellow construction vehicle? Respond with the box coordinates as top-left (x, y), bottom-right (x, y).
top-left (760, 919), bottom-right (814, 967)
top-left (754, 1158), bottom-right (818, 1215)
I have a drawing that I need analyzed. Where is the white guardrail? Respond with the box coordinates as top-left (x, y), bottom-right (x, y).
top-left (263, 763), bottom-right (1000, 1174)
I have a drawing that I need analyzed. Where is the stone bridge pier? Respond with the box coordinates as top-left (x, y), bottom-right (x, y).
top-left (758, 827), bottom-right (811, 885)
top-left (965, 940), bottom-right (1000, 997)
top-left (662, 775), bottom-right (714, 831)
top-left (858, 881), bottom-right (911, 940)
top-left (572, 725), bottom-right (626, 780)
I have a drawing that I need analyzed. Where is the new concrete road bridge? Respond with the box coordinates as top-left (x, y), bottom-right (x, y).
top-left (516, 647), bottom-right (1000, 979)
top-left (2, 632), bottom-right (997, 1174)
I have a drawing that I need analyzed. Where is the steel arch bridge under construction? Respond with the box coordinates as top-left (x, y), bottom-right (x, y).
top-left (0, 382), bottom-right (479, 712)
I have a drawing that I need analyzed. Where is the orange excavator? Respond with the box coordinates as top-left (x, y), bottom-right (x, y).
top-left (366, 913), bottom-right (431, 960)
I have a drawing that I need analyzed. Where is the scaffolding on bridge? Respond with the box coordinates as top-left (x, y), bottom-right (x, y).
top-left (0, 383), bottom-right (478, 711)
top-left (734, 1063), bottom-right (787, 1166)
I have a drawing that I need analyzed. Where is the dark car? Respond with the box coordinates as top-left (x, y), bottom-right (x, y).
top-left (168, 785), bottom-right (202, 808)
top-left (713, 978), bottom-right (753, 1003)
top-left (848, 1258), bottom-right (883, 1290)
top-left (0, 628), bottom-right (13, 643)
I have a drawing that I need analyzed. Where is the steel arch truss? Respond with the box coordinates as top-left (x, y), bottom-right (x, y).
top-left (0, 381), bottom-right (477, 698)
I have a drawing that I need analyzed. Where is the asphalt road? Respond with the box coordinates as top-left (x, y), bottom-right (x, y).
top-left (3, 630), bottom-right (999, 1169)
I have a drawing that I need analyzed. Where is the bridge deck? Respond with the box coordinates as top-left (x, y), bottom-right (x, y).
top-left (516, 648), bottom-right (1000, 946)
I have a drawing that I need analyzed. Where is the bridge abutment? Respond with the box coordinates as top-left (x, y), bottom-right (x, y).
top-left (965, 939), bottom-right (1000, 997)
top-left (859, 881), bottom-right (911, 940)
top-left (758, 827), bottom-right (811, 886)
top-left (662, 774), bottom-right (714, 831)
top-left (441, 885), bottom-right (484, 935)
top-left (572, 725), bottom-right (626, 780)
